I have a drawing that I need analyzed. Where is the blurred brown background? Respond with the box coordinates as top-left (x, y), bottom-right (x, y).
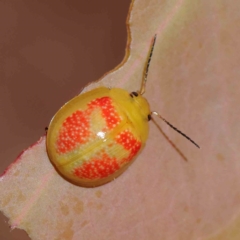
top-left (0, 1), bottom-right (130, 239)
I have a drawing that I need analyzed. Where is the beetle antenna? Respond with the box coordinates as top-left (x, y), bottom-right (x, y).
top-left (151, 111), bottom-right (200, 148)
top-left (151, 117), bottom-right (189, 161)
top-left (140, 34), bottom-right (157, 95)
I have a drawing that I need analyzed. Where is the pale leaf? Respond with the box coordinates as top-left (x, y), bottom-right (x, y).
top-left (1, 0), bottom-right (240, 239)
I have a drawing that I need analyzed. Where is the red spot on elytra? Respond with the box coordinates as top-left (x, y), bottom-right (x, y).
top-left (73, 130), bottom-right (141, 180)
top-left (74, 153), bottom-right (120, 179)
top-left (116, 130), bottom-right (141, 163)
top-left (87, 97), bottom-right (121, 129)
top-left (56, 110), bottom-right (90, 154)
top-left (56, 97), bottom-right (121, 154)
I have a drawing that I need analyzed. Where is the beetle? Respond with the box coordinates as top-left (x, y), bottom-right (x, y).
top-left (46, 35), bottom-right (199, 187)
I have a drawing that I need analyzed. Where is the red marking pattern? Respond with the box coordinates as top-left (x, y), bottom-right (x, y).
top-left (87, 97), bottom-right (121, 129)
top-left (74, 152), bottom-right (120, 179)
top-left (56, 96), bottom-right (141, 180)
top-left (73, 130), bottom-right (141, 180)
top-left (116, 130), bottom-right (141, 163)
top-left (56, 110), bottom-right (90, 154)
top-left (56, 97), bottom-right (121, 154)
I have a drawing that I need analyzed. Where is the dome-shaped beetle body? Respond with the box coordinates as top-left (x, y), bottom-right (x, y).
top-left (46, 87), bottom-right (151, 187)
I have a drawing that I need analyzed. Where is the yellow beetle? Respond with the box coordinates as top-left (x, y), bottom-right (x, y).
top-left (46, 35), bottom-right (199, 187)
